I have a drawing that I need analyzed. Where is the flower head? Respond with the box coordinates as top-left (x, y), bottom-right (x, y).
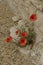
top-left (30, 14), bottom-right (37, 21)
top-left (21, 32), bottom-right (28, 37)
top-left (5, 36), bottom-right (12, 42)
top-left (15, 30), bottom-right (19, 35)
top-left (19, 38), bottom-right (27, 46)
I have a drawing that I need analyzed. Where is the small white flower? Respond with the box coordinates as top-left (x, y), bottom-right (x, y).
top-left (10, 26), bottom-right (20, 42)
top-left (12, 16), bottom-right (19, 22)
top-left (18, 20), bottom-right (25, 28)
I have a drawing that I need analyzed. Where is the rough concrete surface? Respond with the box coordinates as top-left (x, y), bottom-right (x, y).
top-left (0, 0), bottom-right (43, 65)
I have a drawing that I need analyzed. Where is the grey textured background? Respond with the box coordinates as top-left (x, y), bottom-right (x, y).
top-left (0, 0), bottom-right (43, 65)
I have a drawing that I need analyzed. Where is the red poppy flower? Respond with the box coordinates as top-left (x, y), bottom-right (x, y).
top-left (30, 14), bottom-right (37, 21)
top-left (15, 30), bottom-right (19, 35)
top-left (21, 32), bottom-right (27, 37)
top-left (19, 38), bottom-right (27, 46)
top-left (5, 36), bottom-right (12, 42)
